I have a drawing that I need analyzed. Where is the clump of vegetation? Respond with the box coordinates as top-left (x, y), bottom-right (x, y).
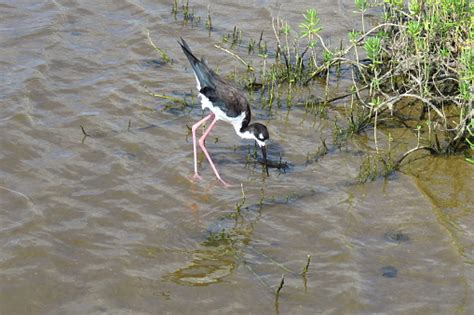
top-left (355, 0), bottom-right (473, 154)
top-left (171, 0), bottom-right (213, 32)
top-left (357, 150), bottom-right (399, 183)
top-left (257, 0), bottom-right (472, 172)
top-left (172, 0), bottom-right (198, 25)
top-left (275, 1), bottom-right (470, 149)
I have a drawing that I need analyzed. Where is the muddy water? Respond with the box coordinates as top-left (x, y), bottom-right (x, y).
top-left (1, 0), bottom-right (473, 314)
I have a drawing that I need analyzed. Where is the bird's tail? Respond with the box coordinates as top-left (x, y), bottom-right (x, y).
top-left (178, 37), bottom-right (214, 89)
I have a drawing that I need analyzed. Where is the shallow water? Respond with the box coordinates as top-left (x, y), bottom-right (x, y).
top-left (1, 0), bottom-right (473, 314)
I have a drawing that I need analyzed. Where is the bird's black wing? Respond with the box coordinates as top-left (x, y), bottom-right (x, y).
top-left (200, 85), bottom-right (251, 127)
top-left (178, 38), bottom-right (215, 89)
top-left (179, 38), bottom-right (251, 128)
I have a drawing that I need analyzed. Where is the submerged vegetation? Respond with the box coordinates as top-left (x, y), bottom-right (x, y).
top-left (149, 0), bottom-right (473, 180)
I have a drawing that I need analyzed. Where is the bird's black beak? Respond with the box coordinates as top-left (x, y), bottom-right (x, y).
top-left (261, 145), bottom-right (269, 176)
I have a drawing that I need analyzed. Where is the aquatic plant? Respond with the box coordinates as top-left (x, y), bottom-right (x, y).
top-left (205, 5), bottom-right (212, 31)
top-left (354, 0), bottom-right (369, 33)
top-left (357, 151), bottom-right (398, 183)
top-left (146, 30), bottom-right (171, 63)
top-left (171, 0), bottom-right (213, 29)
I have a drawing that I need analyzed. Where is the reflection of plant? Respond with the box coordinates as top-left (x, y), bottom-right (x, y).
top-left (466, 120), bottom-right (474, 164)
top-left (203, 230), bottom-right (236, 247)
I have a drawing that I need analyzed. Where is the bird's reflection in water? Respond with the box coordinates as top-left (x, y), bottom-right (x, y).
top-left (166, 189), bottom-right (316, 287)
top-left (166, 248), bottom-right (236, 286)
top-left (165, 204), bottom-right (259, 286)
top-left (165, 227), bottom-right (244, 286)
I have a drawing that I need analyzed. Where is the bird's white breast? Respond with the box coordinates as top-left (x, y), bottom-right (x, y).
top-left (194, 74), bottom-right (254, 142)
top-left (198, 91), bottom-right (249, 138)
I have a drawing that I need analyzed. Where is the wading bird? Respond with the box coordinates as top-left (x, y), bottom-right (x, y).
top-left (179, 38), bottom-right (269, 186)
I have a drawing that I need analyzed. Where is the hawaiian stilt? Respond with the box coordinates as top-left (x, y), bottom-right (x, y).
top-left (178, 38), bottom-right (269, 186)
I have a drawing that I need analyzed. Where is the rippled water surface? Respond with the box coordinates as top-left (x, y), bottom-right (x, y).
top-left (1, 0), bottom-right (473, 313)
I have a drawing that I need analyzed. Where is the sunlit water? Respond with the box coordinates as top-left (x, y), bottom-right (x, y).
top-left (1, 0), bottom-right (473, 313)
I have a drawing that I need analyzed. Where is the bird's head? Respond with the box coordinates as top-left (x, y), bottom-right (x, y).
top-left (248, 123), bottom-right (269, 147)
top-left (248, 123), bottom-right (270, 175)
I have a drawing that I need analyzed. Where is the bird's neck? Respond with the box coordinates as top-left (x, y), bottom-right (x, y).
top-left (235, 123), bottom-right (255, 141)
top-left (229, 111), bottom-right (252, 139)
top-left (239, 123), bottom-right (254, 133)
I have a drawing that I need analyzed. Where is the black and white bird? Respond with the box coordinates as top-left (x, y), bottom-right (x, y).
top-left (178, 38), bottom-right (269, 186)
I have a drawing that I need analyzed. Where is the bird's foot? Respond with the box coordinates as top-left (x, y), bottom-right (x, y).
top-left (190, 173), bottom-right (203, 182)
top-left (218, 178), bottom-right (234, 188)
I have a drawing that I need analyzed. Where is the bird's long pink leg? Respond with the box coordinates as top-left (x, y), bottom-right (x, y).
top-left (191, 113), bottom-right (214, 180)
top-left (198, 115), bottom-right (232, 187)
